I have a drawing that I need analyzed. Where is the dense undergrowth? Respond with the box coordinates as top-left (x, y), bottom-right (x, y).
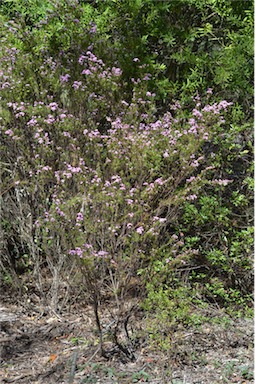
top-left (0, 0), bottom-right (253, 355)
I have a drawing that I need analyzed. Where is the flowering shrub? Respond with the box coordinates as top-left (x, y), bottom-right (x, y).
top-left (0, 1), bottom-right (253, 349)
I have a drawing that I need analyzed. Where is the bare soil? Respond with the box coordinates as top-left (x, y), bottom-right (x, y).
top-left (0, 289), bottom-right (253, 384)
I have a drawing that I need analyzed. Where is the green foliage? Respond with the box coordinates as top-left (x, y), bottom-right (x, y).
top-left (90, 0), bottom-right (253, 110)
top-left (1, 0), bottom-right (253, 108)
top-left (132, 370), bottom-right (150, 383)
top-left (0, 0), bottom-right (52, 22)
top-left (143, 283), bottom-right (210, 351)
top-left (0, 0), bottom-right (253, 351)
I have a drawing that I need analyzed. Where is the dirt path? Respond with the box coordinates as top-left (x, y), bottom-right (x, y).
top-left (0, 298), bottom-right (253, 384)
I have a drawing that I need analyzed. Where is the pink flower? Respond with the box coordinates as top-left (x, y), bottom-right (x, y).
top-left (69, 248), bottom-right (83, 257)
top-left (97, 250), bottom-right (108, 257)
top-left (60, 74), bottom-right (70, 82)
top-left (186, 176), bottom-right (196, 183)
top-left (82, 69), bottom-right (91, 75)
top-left (76, 212), bottom-right (84, 221)
top-left (155, 178), bottom-right (164, 186)
top-left (153, 216), bottom-right (166, 223)
top-left (27, 117), bottom-right (37, 126)
top-left (143, 74), bottom-right (151, 81)
top-left (56, 207), bottom-right (65, 216)
top-left (192, 109), bottom-right (203, 119)
top-left (112, 67), bottom-right (122, 76)
top-left (186, 194), bottom-right (198, 201)
top-left (90, 23), bottom-right (97, 34)
top-left (15, 112), bottom-right (25, 118)
top-left (44, 115), bottom-right (55, 124)
top-left (84, 243), bottom-right (93, 249)
top-left (5, 129), bottom-right (14, 136)
top-left (136, 226), bottom-right (144, 234)
top-left (191, 160), bottom-right (199, 167)
top-left (78, 55), bottom-right (86, 64)
top-left (42, 166), bottom-right (51, 171)
top-left (72, 81), bottom-right (82, 90)
top-left (48, 102), bottom-right (58, 111)
top-left (2, 82), bottom-right (10, 89)
top-left (212, 179), bottom-right (233, 186)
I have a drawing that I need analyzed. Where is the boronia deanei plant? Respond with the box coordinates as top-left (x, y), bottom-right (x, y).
top-left (0, 0), bottom-right (253, 357)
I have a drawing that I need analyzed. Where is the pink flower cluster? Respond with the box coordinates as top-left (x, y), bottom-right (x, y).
top-left (68, 244), bottom-right (109, 259)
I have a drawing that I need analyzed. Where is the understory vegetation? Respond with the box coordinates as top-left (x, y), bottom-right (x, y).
top-left (0, 0), bottom-right (253, 357)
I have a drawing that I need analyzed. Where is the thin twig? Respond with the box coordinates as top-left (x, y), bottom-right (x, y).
top-left (68, 349), bottom-right (78, 384)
